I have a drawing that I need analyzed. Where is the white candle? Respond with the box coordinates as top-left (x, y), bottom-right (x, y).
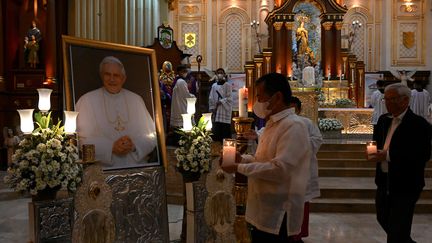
top-left (366, 141), bottom-right (377, 158)
top-left (222, 138), bottom-right (236, 167)
top-left (239, 87), bottom-right (248, 117)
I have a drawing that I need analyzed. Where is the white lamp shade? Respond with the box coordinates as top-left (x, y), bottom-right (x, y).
top-left (64, 111), bottom-right (79, 134)
top-left (17, 109), bottom-right (34, 134)
top-left (182, 113), bottom-right (193, 131)
top-left (37, 88), bottom-right (52, 112)
top-left (186, 97), bottom-right (196, 114)
top-left (202, 113), bottom-right (212, 131)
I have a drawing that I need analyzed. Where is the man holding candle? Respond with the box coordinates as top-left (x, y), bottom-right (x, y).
top-left (209, 68), bottom-right (233, 142)
top-left (221, 73), bottom-right (311, 242)
top-left (368, 83), bottom-right (431, 243)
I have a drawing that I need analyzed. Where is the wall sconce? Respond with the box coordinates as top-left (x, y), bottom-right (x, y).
top-left (37, 88), bottom-right (52, 113)
top-left (201, 113), bottom-right (212, 131)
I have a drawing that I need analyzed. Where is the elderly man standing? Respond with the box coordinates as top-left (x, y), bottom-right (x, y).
top-left (368, 83), bottom-right (431, 243)
top-left (76, 56), bottom-right (157, 169)
top-left (221, 73), bottom-right (311, 242)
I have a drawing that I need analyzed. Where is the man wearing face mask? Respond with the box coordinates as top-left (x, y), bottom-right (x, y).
top-left (170, 65), bottom-right (196, 131)
top-left (221, 72), bottom-right (311, 242)
top-left (209, 68), bottom-right (232, 141)
top-left (370, 80), bottom-right (387, 131)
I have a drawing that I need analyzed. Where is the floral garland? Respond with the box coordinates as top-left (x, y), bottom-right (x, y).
top-left (318, 118), bottom-right (343, 131)
top-left (4, 112), bottom-right (83, 195)
top-left (335, 98), bottom-right (355, 108)
top-left (174, 117), bottom-right (212, 175)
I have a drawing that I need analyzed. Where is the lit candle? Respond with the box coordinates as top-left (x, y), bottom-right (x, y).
top-left (239, 86), bottom-right (248, 117)
top-left (202, 113), bottom-right (212, 131)
top-left (186, 97), bottom-right (196, 115)
top-left (366, 141), bottom-right (377, 158)
top-left (181, 114), bottom-right (193, 131)
top-left (328, 67), bottom-right (331, 81)
top-left (17, 109), bottom-right (34, 134)
top-left (222, 138), bottom-right (236, 167)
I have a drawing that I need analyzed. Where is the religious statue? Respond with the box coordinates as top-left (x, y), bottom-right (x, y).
top-left (24, 20), bottom-right (42, 68)
top-left (296, 20), bottom-right (309, 56)
top-left (25, 35), bottom-right (39, 68)
top-left (3, 127), bottom-right (20, 166)
top-left (389, 69), bottom-right (416, 86)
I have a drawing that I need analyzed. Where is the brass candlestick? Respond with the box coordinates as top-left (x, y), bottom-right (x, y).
top-left (232, 116), bottom-right (254, 243)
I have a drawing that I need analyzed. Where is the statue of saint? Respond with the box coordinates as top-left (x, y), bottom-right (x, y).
top-left (296, 20), bottom-right (309, 56)
top-left (24, 20), bottom-right (42, 68)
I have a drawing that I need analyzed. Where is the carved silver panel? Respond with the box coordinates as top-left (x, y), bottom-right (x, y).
top-left (105, 166), bottom-right (169, 243)
top-left (33, 198), bottom-right (74, 243)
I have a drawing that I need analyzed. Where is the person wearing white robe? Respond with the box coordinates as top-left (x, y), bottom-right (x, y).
top-left (370, 81), bottom-right (388, 129)
top-left (76, 56), bottom-right (157, 169)
top-left (170, 67), bottom-right (195, 128)
top-left (410, 81), bottom-right (431, 121)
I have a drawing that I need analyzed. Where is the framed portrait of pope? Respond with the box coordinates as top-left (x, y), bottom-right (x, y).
top-left (62, 35), bottom-right (167, 170)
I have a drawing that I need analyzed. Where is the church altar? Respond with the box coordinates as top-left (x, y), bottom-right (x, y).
top-left (319, 108), bottom-right (373, 134)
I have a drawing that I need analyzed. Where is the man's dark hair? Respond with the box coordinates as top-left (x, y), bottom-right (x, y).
top-left (216, 68), bottom-right (225, 74)
top-left (255, 73), bottom-right (292, 104)
top-left (177, 64), bottom-right (188, 73)
top-left (289, 96), bottom-right (302, 110)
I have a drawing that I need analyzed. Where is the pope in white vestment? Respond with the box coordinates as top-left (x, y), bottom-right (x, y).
top-left (76, 56), bottom-right (157, 169)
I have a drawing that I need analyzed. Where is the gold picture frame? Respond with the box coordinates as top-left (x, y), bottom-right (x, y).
top-left (62, 35), bottom-right (167, 170)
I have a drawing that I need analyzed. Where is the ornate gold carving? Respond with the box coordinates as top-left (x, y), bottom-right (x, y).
top-left (292, 91), bottom-right (319, 123)
top-left (284, 22), bottom-right (294, 30)
top-left (400, 4), bottom-right (418, 13)
top-left (322, 22), bottom-right (334, 31)
top-left (182, 5), bottom-right (199, 15)
top-left (402, 31), bottom-right (415, 49)
top-left (273, 22), bottom-right (283, 31)
top-left (335, 22), bottom-right (343, 30)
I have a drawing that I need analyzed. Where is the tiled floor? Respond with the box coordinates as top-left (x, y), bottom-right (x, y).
top-left (1, 197), bottom-right (431, 243)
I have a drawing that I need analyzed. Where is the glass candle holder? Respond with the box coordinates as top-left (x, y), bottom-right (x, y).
top-left (37, 88), bottom-right (52, 112)
top-left (64, 111), bottom-right (79, 134)
top-left (186, 97), bottom-right (196, 115)
top-left (17, 109), bottom-right (34, 134)
top-left (202, 113), bottom-right (212, 131)
top-left (181, 113), bottom-right (193, 131)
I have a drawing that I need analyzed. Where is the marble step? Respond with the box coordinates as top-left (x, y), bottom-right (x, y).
top-left (310, 198), bottom-right (432, 213)
top-left (319, 167), bottom-right (432, 178)
top-left (320, 143), bottom-right (367, 151)
top-left (317, 151), bottom-right (367, 159)
top-left (318, 158), bottom-right (432, 168)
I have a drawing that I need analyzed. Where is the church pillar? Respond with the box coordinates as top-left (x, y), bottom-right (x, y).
top-left (356, 61), bottom-right (365, 108)
top-left (272, 22), bottom-right (284, 74)
top-left (244, 61), bottom-right (255, 111)
top-left (334, 22), bottom-right (343, 78)
top-left (262, 47), bottom-right (272, 75)
top-left (284, 22), bottom-right (294, 78)
top-left (321, 22), bottom-right (334, 79)
top-left (44, 0), bottom-right (57, 85)
top-left (348, 55), bottom-right (357, 103)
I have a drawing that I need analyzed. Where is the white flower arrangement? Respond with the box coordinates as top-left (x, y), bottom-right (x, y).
top-left (4, 112), bottom-right (83, 195)
top-left (316, 88), bottom-right (326, 102)
top-left (174, 117), bottom-right (212, 175)
top-left (318, 118), bottom-right (343, 131)
top-left (335, 98), bottom-right (355, 107)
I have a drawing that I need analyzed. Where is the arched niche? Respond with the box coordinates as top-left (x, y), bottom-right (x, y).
top-left (264, 0), bottom-right (347, 77)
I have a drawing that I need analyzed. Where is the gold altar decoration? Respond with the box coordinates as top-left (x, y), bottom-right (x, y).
top-left (185, 32), bottom-right (196, 48)
top-left (318, 108), bottom-right (373, 134)
top-left (403, 31), bottom-right (415, 49)
top-left (232, 117), bottom-right (254, 243)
